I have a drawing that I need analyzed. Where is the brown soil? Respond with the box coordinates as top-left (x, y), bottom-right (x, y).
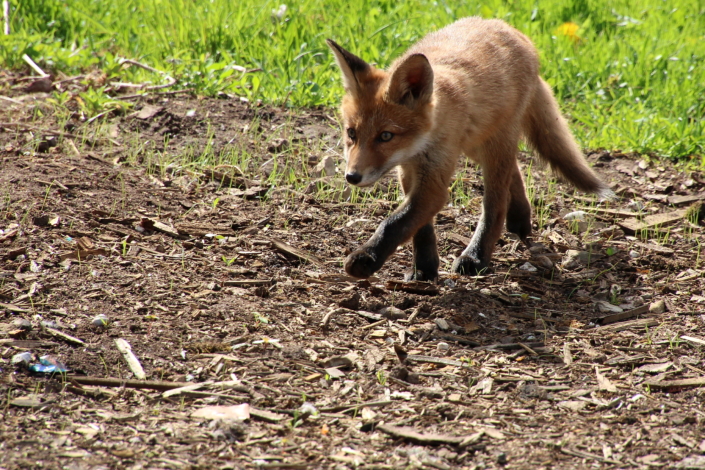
top-left (1, 89), bottom-right (705, 470)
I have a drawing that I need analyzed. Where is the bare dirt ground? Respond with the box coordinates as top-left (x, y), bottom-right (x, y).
top-left (1, 81), bottom-right (705, 469)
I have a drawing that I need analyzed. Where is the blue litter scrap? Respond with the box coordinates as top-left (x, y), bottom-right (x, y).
top-left (29, 356), bottom-right (69, 374)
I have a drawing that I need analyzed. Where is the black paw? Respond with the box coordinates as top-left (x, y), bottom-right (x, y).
top-left (451, 255), bottom-right (489, 276)
top-left (344, 249), bottom-right (379, 279)
top-left (404, 268), bottom-right (438, 282)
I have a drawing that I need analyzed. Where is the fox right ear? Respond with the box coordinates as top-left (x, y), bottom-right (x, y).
top-left (326, 39), bottom-right (370, 95)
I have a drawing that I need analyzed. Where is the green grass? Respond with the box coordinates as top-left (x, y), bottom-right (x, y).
top-left (1, 0), bottom-right (704, 158)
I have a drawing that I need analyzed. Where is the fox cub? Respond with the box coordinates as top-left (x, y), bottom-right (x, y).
top-left (327, 17), bottom-right (609, 281)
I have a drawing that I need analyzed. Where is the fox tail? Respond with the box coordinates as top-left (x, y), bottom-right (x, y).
top-left (523, 78), bottom-right (611, 197)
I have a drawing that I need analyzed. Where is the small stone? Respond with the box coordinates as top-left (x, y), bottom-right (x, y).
top-left (253, 286), bottom-right (269, 298)
top-left (11, 352), bottom-right (33, 366)
top-left (562, 250), bottom-right (592, 269)
top-left (627, 201), bottom-right (645, 212)
top-left (532, 255), bottom-right (553, 269)
top-left (496, 452), bottom-right (508, 465)
top-left (649, 300), bottom-right (666, 314)
top-left (314, 156), bottom-right (336, 177)
top-left (529, 243), bottom-right (548, 254)
top-left (92, 314), bottom-right (111, 329)
top-left (563, 210), bottom-right (587, 221)
top-left (267, 138), bottom-right (289, 153)
top-left (629, 250), bottom-right (639, 258)
top-left (13, 319), bottom-right (32, 331)
top-left (519, 262), bottom-right (537, 272)
top-left (595, 301), bottom-right (623, 313)
top-left (448, 393), bottom-right (462, 402)
top-left (434, 318), bottom-right (450, 331)
top-left (380, 306), bottom-right (406, 320)
top-left (339, 292), bottom-right (361, 310)
top-left (437, 342), bottom-right (450, 352)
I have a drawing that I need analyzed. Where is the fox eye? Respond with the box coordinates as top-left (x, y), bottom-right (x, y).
top-left (347, 128), bottom-right (356, 140)
top-left (379, 131), bottom-right (394, 142)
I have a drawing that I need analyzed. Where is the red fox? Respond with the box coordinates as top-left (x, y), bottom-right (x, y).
top-left (327, 17), bottom-right (610, 280)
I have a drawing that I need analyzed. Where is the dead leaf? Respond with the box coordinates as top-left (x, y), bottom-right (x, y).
top-left (596, 367), bottom-right (617, 392)
top-left (191, 404), bottom-right (250, 420)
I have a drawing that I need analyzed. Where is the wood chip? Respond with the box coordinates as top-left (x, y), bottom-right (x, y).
top-left (162, 383), bottom-right (206, 398)
top-left (268, 238), bottom-right (323, 266)
top-left (406, 355), bottom-right (467, 368)
top-left (69, 376), bottom-right (192, 391)
top-left (668, 193), bottom-right (705, 206)
top-left (141, 217), bottom-right (185, 239)
top-left (618, 209), bottom-right (688, 234)
top-left (115, 339), bottom-right (146, 380)
top-left (560, 447), bottom-right (620, 465)
top-left (596, 367), bottom-right (617, 392)
top-left (250, 407), bottom-right (288, 423)
top-left (385, 280), bottom-right (440, 296)
top-left (0, 302), bottom-right (29, 313)
top-left (644, 376), bottom-right (705, 390)
top-left (633, 241), bottom-right (675, 255)
top-left (563, 343), bottom-right (573, 366)
top-left (59, 248), bottom-right (108, 261)
top-left (376, 424), bottom-right (465, 445)
top-left (597, 304), bottom-right (650, 325)
top-left (599, 318), bottom-right (659, 333)
top-left (223, 279), bottom-right (273, 287)
top-left (45, 327), bottom-right (85, 346)
top-left (680, 335), bottom-right (705, 346)
top-left (447, 232), bottom-right (471, 246)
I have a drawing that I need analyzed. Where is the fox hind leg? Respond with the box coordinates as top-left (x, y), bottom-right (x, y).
top-left (452, 138), bottom-right (516, 276)
top-left (505, 162), bottom-right (532, 245)
top-left (405, 222), bottom-right (439, 281)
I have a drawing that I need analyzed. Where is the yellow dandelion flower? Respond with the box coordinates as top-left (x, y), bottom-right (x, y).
top-left (557, 22), bottom-right (581, 43)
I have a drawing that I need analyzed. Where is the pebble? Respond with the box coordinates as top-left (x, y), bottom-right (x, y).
top-left (532, 255), bottom-right (553, 269)
top-left (92, 314), bottom-right (111, 329)
top-left (649, 300), bottom-right (666, 314)
top-left (563, 210), bottom-right (588, 221)
top-left (314, 156), bottom-right (336, 177)
top-left (627, 201), bottom-right (645, 211)
top-left (629, 250), bottom-right (639, 258)
top-left (299, 402), bottom-right (318, 418)
top-left (41, 320), bottom-right (58, 329)
top-left (437, 342), bottom-right (450, 352)
top-left (434, 318), bottom-right (450, 331)
top-left (595, 301), bottom-right (623, 313)
top-left (11, 352), bottom-right (33, 366)
top-left (519, 262), bottom-right (537, 272)
top-left (562, 250), bottom-right (591, 269)
top-left (13, 319), bottom-right (32, 331)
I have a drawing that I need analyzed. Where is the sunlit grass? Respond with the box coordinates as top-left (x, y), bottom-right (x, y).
top-left (1, 0), bottom-right (703, 159)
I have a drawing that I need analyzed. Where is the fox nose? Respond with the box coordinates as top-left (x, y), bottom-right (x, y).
top-left (345, 172), bottom-right (362, 185)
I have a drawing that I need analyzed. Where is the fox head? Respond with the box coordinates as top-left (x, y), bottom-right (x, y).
top-left (326, 39), bottom-right (434, 187)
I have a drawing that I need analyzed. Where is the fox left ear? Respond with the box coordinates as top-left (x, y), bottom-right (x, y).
top-left (326, 39), bottom-right (371, 96)
top-left (386, 54), bottom-right (434, 108)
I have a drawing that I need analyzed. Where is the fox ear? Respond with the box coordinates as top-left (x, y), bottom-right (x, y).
top-left (386, 54), bottom-right (434, 107)
top-left (326, 39), bottom-right (371, 95)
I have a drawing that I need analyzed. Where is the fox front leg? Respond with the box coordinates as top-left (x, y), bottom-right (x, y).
top-left (345, 186), bottom-right (445, 279)
top-left (344, 205), bottom-right (423, 279)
